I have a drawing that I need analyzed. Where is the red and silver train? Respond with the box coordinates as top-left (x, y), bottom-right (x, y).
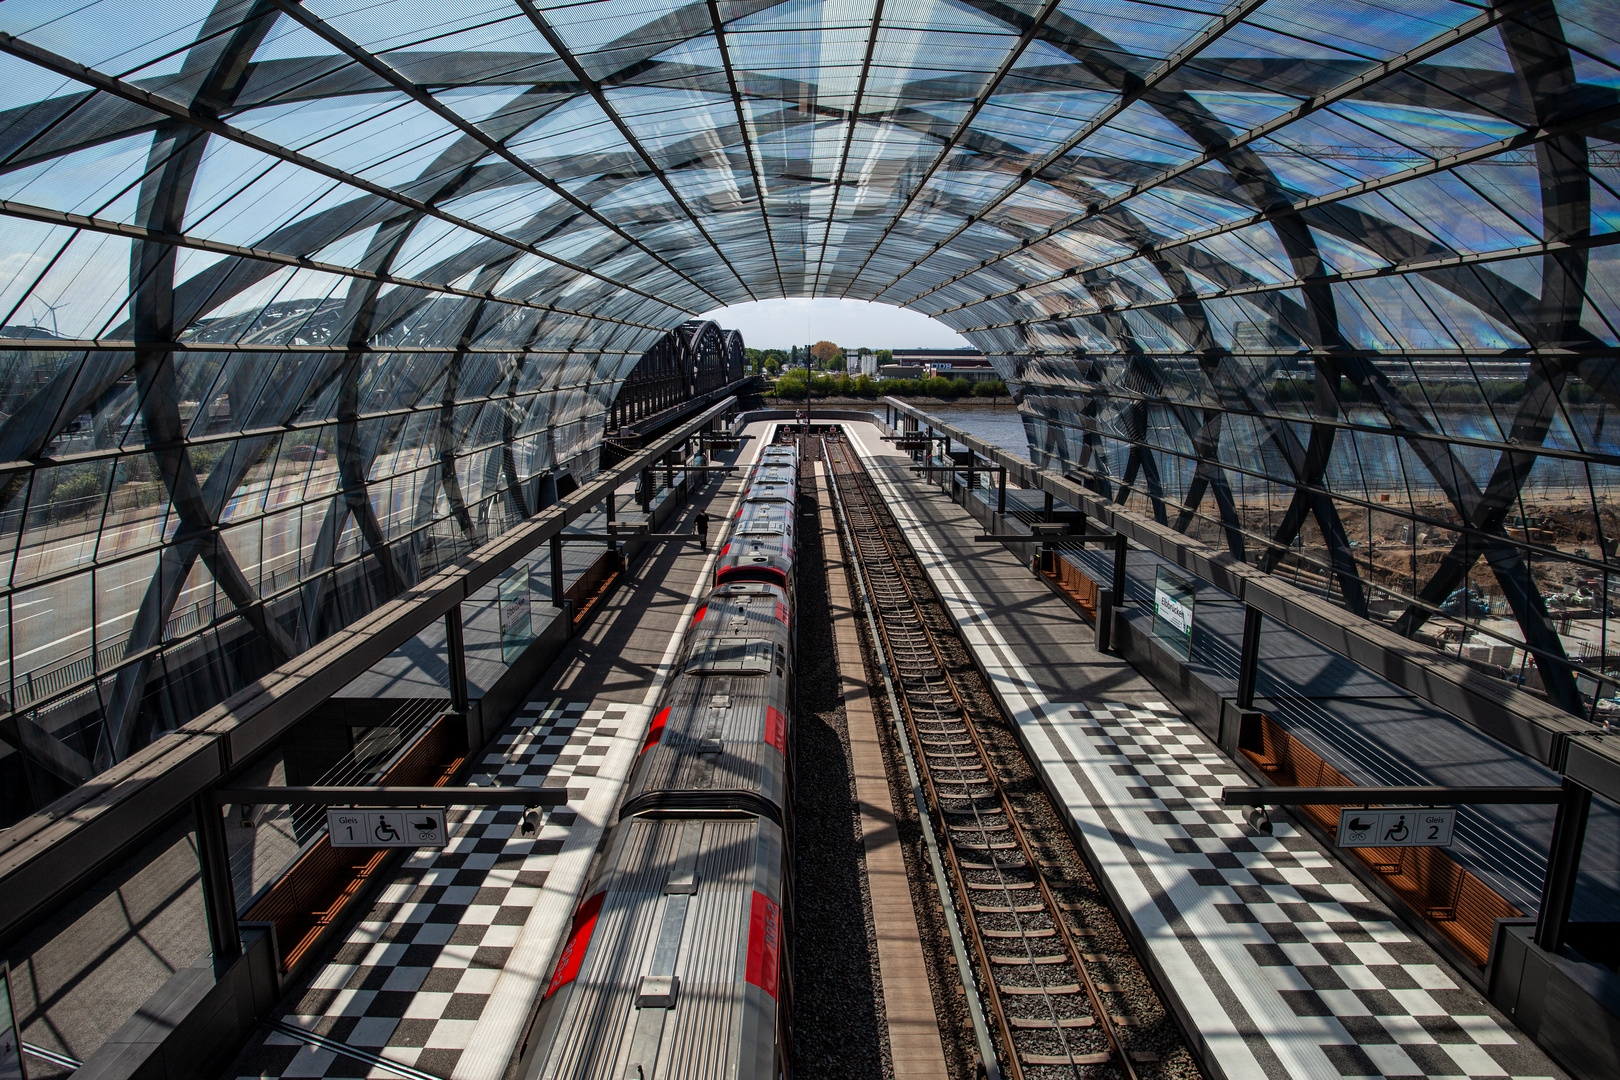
top-left (517, 434), bottom-right (801, 1080)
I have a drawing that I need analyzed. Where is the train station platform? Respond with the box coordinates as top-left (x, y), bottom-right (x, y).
top-left (841, 421), bottom-right (1567, 1080)
top-left (223, 426), bottom-right (776, 1080)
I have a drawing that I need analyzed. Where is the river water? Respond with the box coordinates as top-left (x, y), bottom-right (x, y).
top-left (858, 402), bottom-right (1618, 499)
top-left (857, 402), bottom-right (1031, 456)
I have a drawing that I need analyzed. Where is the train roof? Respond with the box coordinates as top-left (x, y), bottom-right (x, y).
top-left (525, 817), bottom-right (784, 1080)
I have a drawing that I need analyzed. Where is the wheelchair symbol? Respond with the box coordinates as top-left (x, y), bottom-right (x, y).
top-left (373, 817), bottom-right (401, 843)
top-left (1382, 814), bottom-right (1409, 843)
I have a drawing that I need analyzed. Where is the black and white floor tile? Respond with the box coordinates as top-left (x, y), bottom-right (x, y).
top-left (233, 699), bottom-right (648, 1080)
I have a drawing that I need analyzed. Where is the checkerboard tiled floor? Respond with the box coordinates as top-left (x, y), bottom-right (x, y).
top-left (854, 428), bottom-right (1568, 1080)
top-left (233, 698), bottom-right (642, 1080)
top-left (1056, 700), bottom-right (1560, 1080)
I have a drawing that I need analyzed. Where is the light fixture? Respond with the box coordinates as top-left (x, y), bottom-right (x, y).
top-left (1248, 805), bottom-right (1273, 836)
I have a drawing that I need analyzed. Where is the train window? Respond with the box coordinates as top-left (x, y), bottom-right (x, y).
top-left (685, 636), bottom-right (774, 674)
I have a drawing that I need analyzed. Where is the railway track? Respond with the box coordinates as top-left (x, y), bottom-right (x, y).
top-left (822, 434), bottom-right (1183, 1080)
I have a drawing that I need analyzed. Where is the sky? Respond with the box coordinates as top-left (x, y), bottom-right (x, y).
top-left (697, 298), bottom-right (973, 351)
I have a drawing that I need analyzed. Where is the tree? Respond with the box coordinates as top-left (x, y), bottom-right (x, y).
top-left (765, 357), bottom-right (781, 374)
top-left (972, 379), bottom-right (1007, 404)
top-left (875, 349), bottom-right (893, 364)
top-left (810, 340), bottom-right (841, 369)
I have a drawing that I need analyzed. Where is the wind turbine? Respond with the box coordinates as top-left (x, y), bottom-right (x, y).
top-left (33, 298), bottom-right (65, 338)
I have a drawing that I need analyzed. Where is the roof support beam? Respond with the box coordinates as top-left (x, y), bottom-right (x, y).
top-left (262, 0), bottom-right (727, 309)
top-left (516, 0), bottom-right (753, 303)
top-left (0, 198), bottom-right (670, 330)
top-left (0, 31), bottom-right (692, 316)
top-left (886, 0), bottom-right (1546, 307)
top-left (834, 0), bottom-right (1065, 297)
top-left (952, 229), bottom-right (1620, 331)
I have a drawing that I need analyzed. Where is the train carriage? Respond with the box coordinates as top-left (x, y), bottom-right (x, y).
top-left (517, 816), bottom-right (788, 1080)
top-left (622, 586), bottom-right (794, 820)
top-left (715, 523), bottom-right (795, 591)
top-left (520, 436), bottom-right (803, 1080)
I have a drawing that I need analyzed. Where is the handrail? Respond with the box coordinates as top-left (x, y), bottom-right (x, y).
top-left (881, 397), bottom-right (1617, 805)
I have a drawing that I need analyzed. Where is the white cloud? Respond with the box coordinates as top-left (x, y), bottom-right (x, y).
top-left (698, 298), bottom-right (972, 350)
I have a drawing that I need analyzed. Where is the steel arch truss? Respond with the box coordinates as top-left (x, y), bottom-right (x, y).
top-left (0, 0), bottom-right (1617, 817)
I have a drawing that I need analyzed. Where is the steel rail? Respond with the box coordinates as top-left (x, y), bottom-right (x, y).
top-left (825, 434), bottom-right (1141, 1079)
top-left (819, 436), bottom-right (1002, 1080)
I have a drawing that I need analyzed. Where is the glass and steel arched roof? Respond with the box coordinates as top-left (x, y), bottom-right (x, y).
top-left (0, 0), bottom-right (1617, 811)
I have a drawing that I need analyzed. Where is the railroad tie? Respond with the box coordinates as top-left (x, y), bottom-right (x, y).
top-left (1023, 1052), bottom-right (1113, 1066)
top-left (989, 954), bottom-right (1070, 965)
top-left (1009, 1016), bottom-right (1095, 1029)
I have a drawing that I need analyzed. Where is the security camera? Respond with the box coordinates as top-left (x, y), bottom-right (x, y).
top-left (522, 808), bottom-right (542, 836)
top-left (239, 804), bottom-right (256, 830)
top-left (1248, 805), bottom-right (1273, 836)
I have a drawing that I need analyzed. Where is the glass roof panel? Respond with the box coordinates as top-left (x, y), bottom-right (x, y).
top-left (0, 0), bottom-right (1618, 807)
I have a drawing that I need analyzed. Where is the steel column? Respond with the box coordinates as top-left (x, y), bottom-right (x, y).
top-left (1536, 776), bottom-right (1592, 953)
top-left (550, 534), bottom-right (564, 608)
top-left (1237, 605), bottom-right (1263, 710)
top-left (1113, 533), bottom-right (1129, 608)
top-left (445, 606), bottom-right (469, 715)
top-left (192, 793), bottom-right (240, 961)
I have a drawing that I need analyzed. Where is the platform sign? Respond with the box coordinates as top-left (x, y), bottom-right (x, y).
top-left (327, 808), bottom-right (448, 849)
top-left (1152, 566), bottom-right (1196, 660)
top-left (1336, 807), bottom-right (1456, 849)
top-left (0, 961), bottom-right (23, 1080)
top-left (499, 566), bottom-right (533, 664)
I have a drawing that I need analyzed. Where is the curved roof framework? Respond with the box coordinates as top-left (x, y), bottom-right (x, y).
top-left (0, 0), bottom-right (1615, 812)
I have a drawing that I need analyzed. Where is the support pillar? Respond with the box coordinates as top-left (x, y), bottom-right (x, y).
top-left (1536, 776), bottom-right (1592, 953)
top-left (997, 467), bottom-right (1006, 517)
top-left (1112, 533), bottom-right (1129, 608)
top-left (1044, 490), bottom-right (1054, 519)
top-left (1237, 604), bottom-right (1263, 710)
top-left (445, 606), bottom-right (469, 715)
top-left (193, 794), bottom-right (240, 961)
top-left (611, 487), bottom-right (625, 565)
top-left (550, 534), bottom-right (564, 608)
